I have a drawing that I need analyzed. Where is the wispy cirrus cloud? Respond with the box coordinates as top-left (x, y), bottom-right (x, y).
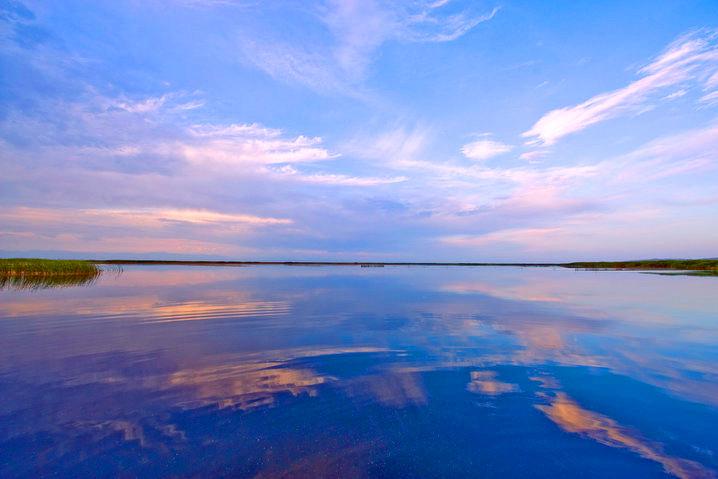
top-left (273, 165), bottom-right (407, 186)
top-left (523, 30), bottom-right (718, 146)
top-left (441, 227), bottom-right (562, 248)
top-left (322, 0), bottom-right (498, 76)
top-left (112, 93), bottom-right (205, 114)
top-left (701, 90), bottom-right (718, 105)
top-left (0, 206), bottom-right (291, 228)
top-left (238, 1), bottom-right (498, 94)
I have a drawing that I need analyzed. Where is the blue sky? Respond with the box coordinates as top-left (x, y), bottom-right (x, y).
top-left (1, 0), bottom-right (718, 261)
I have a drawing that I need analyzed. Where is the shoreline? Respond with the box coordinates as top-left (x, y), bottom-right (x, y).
top-left (91, 260), bottom-right (563, 267)
top-left (89, 259), bottom-right (718, 271)
top-left (2, 258), bottom-right (716, 272)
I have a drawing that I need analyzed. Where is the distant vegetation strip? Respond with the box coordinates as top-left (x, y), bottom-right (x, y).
top-left (564, 259), bottom-right (718, 271)
top-left (92, 258), bottom-right (718, 271)
top-left (92, 259), bottom-right (562, 267)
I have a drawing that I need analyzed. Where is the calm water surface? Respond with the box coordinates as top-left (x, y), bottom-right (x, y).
top-left (1, 266), bottom-right (717, 478)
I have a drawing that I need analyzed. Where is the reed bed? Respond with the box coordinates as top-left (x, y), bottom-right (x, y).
top-left (0, 258), bottom-right (101, 290)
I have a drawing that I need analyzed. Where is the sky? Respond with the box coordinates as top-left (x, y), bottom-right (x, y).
top-left (1, 0), bottom-right (718, 262)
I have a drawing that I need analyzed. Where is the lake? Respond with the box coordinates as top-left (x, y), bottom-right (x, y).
top-left (1, 265), bottom-right (717, 478)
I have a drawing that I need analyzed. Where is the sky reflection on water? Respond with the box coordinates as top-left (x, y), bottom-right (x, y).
top-left (0, 266), bottom-right (717, 478)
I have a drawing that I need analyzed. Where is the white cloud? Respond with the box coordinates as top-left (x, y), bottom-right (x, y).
top-left (707, 71), bottom-right (718, 89)
top-left (181, 123), bottom-right (337, 166)
top-left (274, 165), bottom-right (407, 186)
top-left (113, 95), bottom-right (169, 113)
top-left (237, 40), bottom-right (352, 94)
top-left (519, 150), bottom-right (549, 162)
top-left (663, 89), bottom-right (687, 100)
top-left (110, 92), bottom-right (204, 114)
top-left (461, 138), bottom-right (512, 161)
top-left (239, 1), bottom-right (498, 95)
top-left (342, 124), bottom-right (431, 166)
top-left (0, 206), bottom-right (292, 228)
top-left (523, 30), bottom-right (718, 146)
top-left (700, 90), bottom-right (718, 105)
top-left (102, 208), bottom-right (292, 225)
top-left (402, 6), bottom-right (500, 43)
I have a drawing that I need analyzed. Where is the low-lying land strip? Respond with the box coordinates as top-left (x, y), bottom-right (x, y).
top-left (2, 258), bottom-right (716, 281)
top-left (93, 258), bottom-right (718, 271)
top-left (564, 259), bottom-right (718, 271)
top-left (93, 259), bottom-right (561, 267)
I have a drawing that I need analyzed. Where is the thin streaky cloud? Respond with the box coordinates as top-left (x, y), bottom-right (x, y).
top-left (523, 30), bottom-right (718, 146)
top-left (0, 206), bottom-right (292, 227)
top-left (274, 166), bottom-right (408, 186)
top-left (700, 90), bottom-right (718, 105)
top-left (239, 1), bottom-right (499, 95)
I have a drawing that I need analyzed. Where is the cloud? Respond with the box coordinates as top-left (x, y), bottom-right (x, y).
top-left (104, 208), bottom-right (292, 226)
top-left (0, 233), bottom-right (243, 256)
top-left (323, 0), bottom-right (499, 68)
top-left (0, 206), bottom-right (291, 228)
top-left (461, 137), bottom-right (513, 161)
top-left (518, 150), bottom-right (548, 162)
top-left (663, 89), bottom-right (687, 100)
top-left (441, 227), bottom-right (562, 248)
top-left (523, 30), bottom-right (718, 146)
top-left (0, 84), bottom-right (422, 257)
top-left (237, 39), bottom-right (353, 94)
top-left (467, 370), bottom-right (519, 395)
top-left (422, 119), bottom-right (718, 258)
top-left (611, 121), bottom-right (718, 182)
top-left (0, 206), bottom-right (294, 257)
top-left (113, 95), bottom-right (170, 113)
top-left (183, 122), bottom-right (337, 167)
top-left (1, 88), bottom-right (339, 174)
top-left (700, 90), bottom-right (718, 105)
top-left (238, 1), bottom-right (498, 94)
top-left (537, 393), bottom-right (713, 479)
top-left (110, 92), bottom-right (206, 114)
top-left (342, 124), bottom-right (431, 165)
top-left (273, 165), bottom-right (407, 186)
top-left (3, 4), bottom-right (717, 262)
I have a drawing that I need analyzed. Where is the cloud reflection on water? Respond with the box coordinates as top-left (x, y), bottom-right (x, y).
top-left (537, 391), bottom-right (714, 479)
top-left (1, 266), bottom-right (717, 476)
top-left (467, 370), bottom-right (519, 396)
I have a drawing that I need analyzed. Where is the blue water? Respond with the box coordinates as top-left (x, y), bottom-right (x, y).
top-left (1, 266), bottom-right (717, 478)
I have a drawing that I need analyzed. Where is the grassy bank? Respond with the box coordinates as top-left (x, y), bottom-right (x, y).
top-left (0, 258), bottom-right (101, 289)
top-left (563, 259), bottom-right (718, 271)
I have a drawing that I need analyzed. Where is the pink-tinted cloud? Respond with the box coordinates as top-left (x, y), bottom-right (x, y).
top-left (461, 137), bottom-right (513, 161)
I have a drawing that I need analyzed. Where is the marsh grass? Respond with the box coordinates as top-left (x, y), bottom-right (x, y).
top-left (564, 259), bottom-right (718, 271)
top-left (0, 258), bottom-right (102, 290)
